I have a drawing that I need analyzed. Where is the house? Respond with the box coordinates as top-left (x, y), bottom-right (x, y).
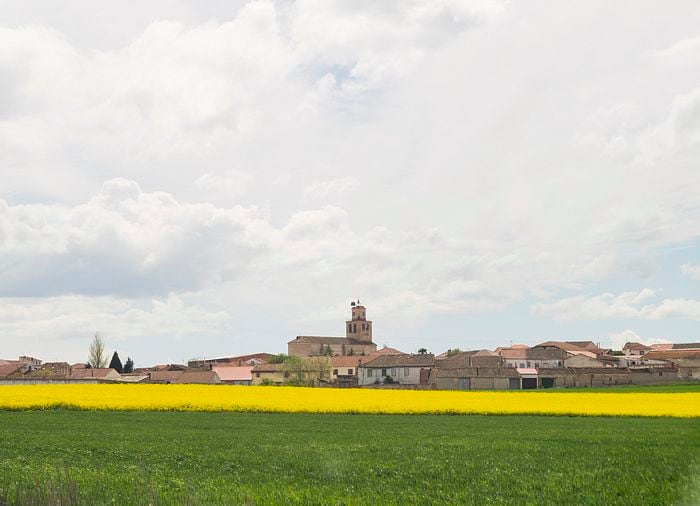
top-left (641, 350), bottom-right (700, 380)
top-left (649, 342), bottom-right (700, 351)
top-left (188, 353), bottom-right (274, 369)
top-left (68, 368), bottom-right (121, 380)
top-left (175, 370), bottom-right (221, 384)
top-left (251, 363), bottom-right (287, 385)
top-left (18, 356), bottom-right (42, 366)
top-left (564, 354), bottom-right (610, 368)
top-left (499, 346), bottom-right (565, 369)
top-left (0, 363), bottom-right (24, 378)
top-left (212, 366), bottom-right (254, 385)
top-left (148, 370), bottom-right (185, 384)
top-left (330, 356), bottom-right (363, 379)
top-left (19, 362), bottom-right (72, 379)
top-left (432, 365), bottom-right (520, 390)
top-left (288, 301), bottom-right (377, 357)
top-left (623, 342), bottom-right (651, 356)
top-left (565, 341), bottom-right (603, 355)
top-left (358, 354), bottom-right (434, 386)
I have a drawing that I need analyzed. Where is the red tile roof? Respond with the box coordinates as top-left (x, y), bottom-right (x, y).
top-left (212, 366), bottom-right (253, 382)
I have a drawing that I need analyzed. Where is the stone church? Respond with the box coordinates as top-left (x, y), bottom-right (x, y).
top-left (287, 301), bottom-right (378, 357)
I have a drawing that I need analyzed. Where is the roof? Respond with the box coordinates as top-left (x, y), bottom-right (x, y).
top-left (212, 366), bottom-right (254, 382)
top-left (499, 348), bottom-right (528, 359)
top-left (68, 368), bottom-right (119, 379)
top-left (175, 371), bottom-right (221, 384)
top-left (516, 368), bottom-right (538, 375)
top-left (252, 363), bottom-right (285, 373)
top-left (368, 346), bottom-right (405, 357)
top-left (191, 353), bottom-right (275, 366)
top-left (642, 350), bottom-right (700, 360)
top-left (149, 370), bottom-right (185, 382)
top-left (473, 349), bottom-right (497, 357)
top-left (117, 375), bottom-right (149, 383)
top-left (623, 342), bottom-right (651, 351)
top-left (565, 341), bottom-right (601, 352)
top-left (362, 354), bottom-right (435, 368)
top-left (537, 341), bottom-right (587, 352)
top-left (0, 363), bottom-right (22, 377)
top-left (671, 342), bottom-right (700, 350)
top-left (288, 336), bottom-right (372, 346)
top-left (331, 356), bottom-right (367, 367)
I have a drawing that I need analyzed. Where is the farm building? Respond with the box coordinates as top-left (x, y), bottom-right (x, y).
top-left (358, 354), bottom-right (434, 386)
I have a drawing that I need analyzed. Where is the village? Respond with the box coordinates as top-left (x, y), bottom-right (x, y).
top-left (2, 301), bottom-right (699, 390)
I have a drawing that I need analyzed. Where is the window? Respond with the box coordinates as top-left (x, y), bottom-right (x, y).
top-left (256, 372), bottom-right (260, 378)
top-left (381, 368), bottom-right (387, 376)
top-left (367, 369), bottom-right (373, 377)
top-left (519, 363), bottom-right (525, 368)
top-left (348, 369), bottom-right (353, 375)
top-left (535, 362), bottom-right (540, 368)
top-left (404, 367), bottom-right (409, 376)
top-left (526, 361), bottom-right (531, 367)
top-left (283, 372), bottom-right (289, 378)
top-left (333, 369), bottom-right (338, 376)
top-left (391, 368), bottom-right (396, 377)
top-left (348, 323), bottom-right (352, 333)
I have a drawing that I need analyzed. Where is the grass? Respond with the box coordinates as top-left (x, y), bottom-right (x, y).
top-left (0, 411), bottom-right (698, 505)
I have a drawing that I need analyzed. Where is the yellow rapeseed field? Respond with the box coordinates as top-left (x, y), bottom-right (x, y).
top-left (0, 384), bottom-right (698, 417)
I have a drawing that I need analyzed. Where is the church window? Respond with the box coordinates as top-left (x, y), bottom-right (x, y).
top-left (348, 323), bottom-right (352, 333)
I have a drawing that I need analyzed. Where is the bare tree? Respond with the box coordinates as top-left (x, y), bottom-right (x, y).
top-left (88, 333), bottom-right (107, 368)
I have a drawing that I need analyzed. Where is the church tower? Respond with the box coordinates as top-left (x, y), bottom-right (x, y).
top-left (346, 300), bottom-right (373, 343)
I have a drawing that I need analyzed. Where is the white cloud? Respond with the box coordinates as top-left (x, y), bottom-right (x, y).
top-left (195, 170), bottom-right (254, 199)
top-left (655, 35), bottom-right (700, 66)
top-left (681, 263), bottom-right (700, 281)
top-left (604, 329), bottom-right (671, 350)
top-left (303, 176), bottom-right (358, 198)
top-left (532, 289), bottom-right (700, 322)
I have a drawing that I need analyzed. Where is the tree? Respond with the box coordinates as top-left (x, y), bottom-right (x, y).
top-left (88, 333), bottom-right (107, 368)
top-left (123, 357), bottom-right (134, 373)
top-left (418, 347), bottom-right (428, 354)
top-left (322, 345), bottom-right (333, 356)
top-left (446, 348), bottom-right (462, 357)
top-left (268, 354), bottom-right (289, 364)
top-left (282, 356), bottom-right (307, 386)
top-left (348, 348), bottom-right (355, 356)
top-left (306, 357), bottom-right (331, 385)
top-left (109, 352), bottom-right (123, 373)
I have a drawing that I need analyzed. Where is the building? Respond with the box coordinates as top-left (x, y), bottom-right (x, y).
top-left (623, 342), bottom-right (651, 356)
top-left (175, 370), bottom-right (221, 384)
top-left (251, 363), bottom-right (287, 385)
top-left (212, 365), bottom-right (254, 385)
top-left (288, 301), bottom-right (378, 357)
top-left (188, 353), bottom-right (274, 369)
top-left (68, 368), bottom-right (121, 380)
top-left (358, 354), bottom-right (434, 386)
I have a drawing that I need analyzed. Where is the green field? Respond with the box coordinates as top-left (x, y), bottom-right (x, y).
top-left (0, 411), bottom-right (698, 505)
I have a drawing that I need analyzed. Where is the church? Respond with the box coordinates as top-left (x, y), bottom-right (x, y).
top-left (287, 301), bottom-right (378, 357)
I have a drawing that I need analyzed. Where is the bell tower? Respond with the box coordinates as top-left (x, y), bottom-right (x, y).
top-left (346, 300), bottom-right (373, 343)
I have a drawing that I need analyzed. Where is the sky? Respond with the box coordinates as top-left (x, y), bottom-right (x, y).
top-left (1, 0), bottom-right (700, 366)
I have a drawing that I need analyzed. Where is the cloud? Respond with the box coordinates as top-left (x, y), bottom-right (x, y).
top-left (681, 263), bottom-right (700, 281)
top-left (604, 329), bottom-right (671, 350)
top-left (195, 170), bottom-right (254, 199)
top-left (0, 178), bottom-right (274, 297)
top-left (655, 35), bottom-right (700, 66)
top-left (303, 177), bottom-right (358, 198)
top-left (532, 289), bottom-right (700, 322)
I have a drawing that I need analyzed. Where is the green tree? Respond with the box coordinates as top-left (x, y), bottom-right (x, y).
top-left (109, 351), bottom-right (123, 373)
top-left (418, 348), bottom-right (428, 354)
top-left (88, 333), bottom-right (107, 368)
top-left (123, 357), bottom-right (134, 373)
top-left (446, 348), bottom-right (462, 357)
top-left (282, 356), bottom-right (307, 385)
top-left (268, 354), bottom-right (289, 364)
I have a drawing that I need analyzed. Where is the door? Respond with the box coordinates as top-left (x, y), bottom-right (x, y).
top-left (458, 377), bottom-right (470, 390)
top-left (521, 377), bottom-right (538, 390)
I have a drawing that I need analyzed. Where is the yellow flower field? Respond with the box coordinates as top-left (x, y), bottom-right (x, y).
top-left (0, 384), bottom-right (698, 417)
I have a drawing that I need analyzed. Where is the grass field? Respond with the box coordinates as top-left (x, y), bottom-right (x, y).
top-left (0, 411), bottom-right (698, 505)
